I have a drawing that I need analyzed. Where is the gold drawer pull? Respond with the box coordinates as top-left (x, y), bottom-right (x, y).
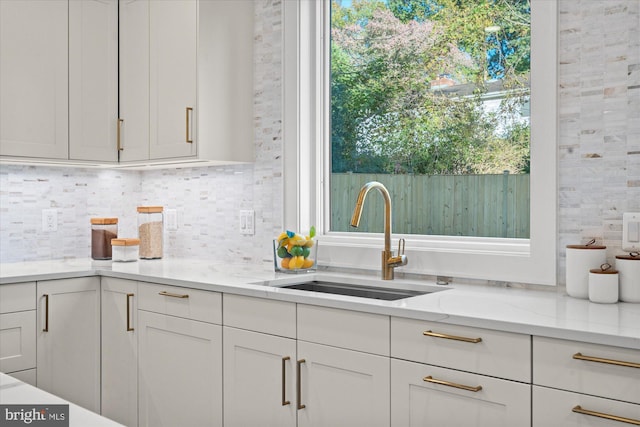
top-left (423, 330), bottom-right (482, 343)
top-left (282, 356), bottom-right (290, 406)
top-left (42, 294), bottom-right (49, 332)
top-left (572, 405), bottom-right (640, 425)
top-left (423, 376), bottom-right (482, 392)
top-left (126, 293), bottom-right (134, 331)
top-left (297, 359), bottom-right (306, 410)
top-left (573, 353), bottom-right (640, 369)
top-left (158, 291), bottom-right (189, 299)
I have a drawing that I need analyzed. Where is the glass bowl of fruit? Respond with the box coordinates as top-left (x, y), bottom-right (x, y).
top-left (273, 228), bottom-right (317, 273)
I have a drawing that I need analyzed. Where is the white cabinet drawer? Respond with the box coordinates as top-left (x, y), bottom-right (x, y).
top-left (298, 305), bottom-right (389, 356)
top-left (0, 311), bottom-right (36, 374)
top-left (533, 336), bottom-right (640, 404)
top-left (391, 317), bottom-right (531, 382)
top-left (138, 282), bottom-right (221, 324)
top-left (223, 294), bottom-right (296, 338)
top-left (392, 359), bottom-right (531, 427)
top-left (533, 386), bottom-right (640, 427)
top-left (0, 283), bottom-right (36, 314)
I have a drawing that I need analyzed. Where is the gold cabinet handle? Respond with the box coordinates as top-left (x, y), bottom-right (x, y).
top-left (297, 359), bottom-right (306, 410)
top-left (282, 356), bottom-right (291, 406)
top-left (423, 376), bottom-right (482, 392)
top-left (423, 330), bottom-right (482, 343)
top-left (158, 291), bottom-right (189, 299)
top-left (185, 107), bottom-right (193, 143)
top-left (42, 294), bottom-right (49, 332)
top-left (126, 293), bottom-right (134, 332)
top-left (572, 406), bottom-right (640, 425)
top-left (116, 118), bottom-right (124, 151)
top-left (573, 353), bottom-right (640, 369)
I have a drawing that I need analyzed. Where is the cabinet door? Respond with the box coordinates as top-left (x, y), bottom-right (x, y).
top-left (533, 386), bottom-right (640, 427)
top-left (149, 0), bottom-right (197, 160)
top-left (119, 0), bottom-right (150, 162)
top-left (297, 341), bottom-right (390, 427)
top-left (68, 0), bottom-right (118, 162)
top-left (138, 310), bottom-right (222, 427)
top-left (0, 0), bottom-right (68, 159)
top-left (102, 278), bottom-right (138, 427)
top-left (37, 277), bottom-right (101, 413)
top-left (391, 359), bottom-right (530, 427)
top-left (224, 327), bottom-right (297, 427)
top-left (0, 311), bottom-right (36, 374)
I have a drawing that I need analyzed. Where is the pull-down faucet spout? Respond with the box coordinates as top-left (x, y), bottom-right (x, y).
top-left (350, 181), bottom-right (408, 280)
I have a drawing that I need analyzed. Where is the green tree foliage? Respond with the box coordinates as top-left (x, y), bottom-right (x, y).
top-left (331, 0), bottom-right (531, 175)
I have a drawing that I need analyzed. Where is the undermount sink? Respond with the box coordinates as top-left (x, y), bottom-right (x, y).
top-left (280, 280), bottom-right (442, 301)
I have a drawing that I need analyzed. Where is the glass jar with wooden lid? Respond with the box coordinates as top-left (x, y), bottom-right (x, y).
top-left (137, 206), bottom-right (163, 259)
top-left (91, 217), bottom-right (118, 260)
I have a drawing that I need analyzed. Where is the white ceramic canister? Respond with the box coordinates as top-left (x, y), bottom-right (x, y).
top-left (616, 252), bottom-right (640, 303)
top-left (566, 241), bottom-right (607, 299)
top-left (588, 263), bottom-right (619, 303)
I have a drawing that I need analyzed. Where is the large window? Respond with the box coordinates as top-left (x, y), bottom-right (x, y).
top-left (283, 0), bottom-right (557, 285)
top-left (330, 0), bottom-right (531, 239)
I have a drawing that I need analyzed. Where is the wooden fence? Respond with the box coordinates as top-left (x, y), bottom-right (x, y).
top-left (330, 173), bottom-right (530, 238)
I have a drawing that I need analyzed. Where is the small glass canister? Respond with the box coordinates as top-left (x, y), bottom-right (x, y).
top-left (137, 206), bottom-right (163, 259)
top-left (91, 217), bottom-right (118, 260)
top-left (111, 238), bottom-right (140, 262)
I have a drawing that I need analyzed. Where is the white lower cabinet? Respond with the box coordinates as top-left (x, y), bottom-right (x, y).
top-left (223, 327), bottom-right (297, 427)
top-left (138, 283), bottom-right (222, 427)
top-left (297, 340), bottom-right (390, 427)
top-left (0, 282), bottom-right (36, 382)
top-left (37, 277), bottom-right (101, 413)
top-left (391, 359), bottom-right (531, 427)
top-left (533, 386), bottom-right (640, 426)
top-left (101, 277), bottom-right (138, 427)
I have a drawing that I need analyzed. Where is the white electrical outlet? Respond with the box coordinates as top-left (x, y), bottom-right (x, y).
top-left (622, 212), bottom-right (640, 252)
top-left (42, 209), bottom-right (58, 232)
top-left (166, 209), bottom-right (178, 231)
top-left (239, 210), bottom-right (255, 235)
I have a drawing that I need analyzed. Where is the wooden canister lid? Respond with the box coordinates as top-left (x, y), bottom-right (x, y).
top-left (137, 206), bottom-right (163, 213)
top-left (615, 252), bottom-right (640, 261)
top-left (567, 238), bottom-right (605, 250)
top-left (111, 238), bottom-right (140, 246)
top-left (91, 217), bottom-right (118, 225)
top-left (589, 263), bottom-right (618, 274)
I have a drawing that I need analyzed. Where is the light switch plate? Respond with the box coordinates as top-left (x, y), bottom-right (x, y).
top-left (42, 209), bottom-right (57, 232)
top-left (622, 212), bottom-right (640, 252)
top-left (239, 210), bottom-right (255, 235)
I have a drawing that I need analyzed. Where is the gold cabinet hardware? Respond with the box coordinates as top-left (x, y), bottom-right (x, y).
top-left (297, 359), bottom-right (306, 410)
top-left (185, 107), bottom-right (193, 143)
top-left (116, 118), bottom-right (124, 151)
top-left (43, 294), bottom-right (49, 332)
top-left (158, 291), bottom-right (189, 299)
top-left (126, 293), bottom-right (134, 332)
top-left (423, 330), bottom-right (482, 343)
top-left (572, 405), bottom-right (640, 425)
top-left (573, 353), bottom-right (640, 369)
top-left (423, 376), bottom-right (482, 392)
top-left (282, 356), bottom-right (290, 406)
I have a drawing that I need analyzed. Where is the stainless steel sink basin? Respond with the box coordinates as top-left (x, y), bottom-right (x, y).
top-left (280, 281), bottom-right (435, 301)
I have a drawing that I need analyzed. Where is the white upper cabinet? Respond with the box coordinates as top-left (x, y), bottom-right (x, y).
top-left (0, 0), bottom-right (69, 159)
top-left (69, 0), bottom-right (119, 162)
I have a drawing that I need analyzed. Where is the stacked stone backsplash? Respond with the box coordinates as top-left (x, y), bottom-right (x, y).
top-left (1, 0), bottom-right (638, 285)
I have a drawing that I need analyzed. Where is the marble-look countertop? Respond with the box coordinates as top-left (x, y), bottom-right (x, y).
top-left (0, 373), bottom-right (124, 427)
top-left (1, 259), bottom-right (639, 349)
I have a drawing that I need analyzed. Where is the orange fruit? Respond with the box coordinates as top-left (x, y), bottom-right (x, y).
top-left (281, 258), bottom-right (290, 269)
top-left (302, 258), bottom-right (314, 269)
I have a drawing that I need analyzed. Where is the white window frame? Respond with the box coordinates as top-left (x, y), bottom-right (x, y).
top-left (283, 0), bottom-right (557, 285)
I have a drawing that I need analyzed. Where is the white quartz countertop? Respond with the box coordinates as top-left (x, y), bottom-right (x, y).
top-left (1, 259), bottom-right (639, 349)
top-left (0, 373), bottom-right (124, 426)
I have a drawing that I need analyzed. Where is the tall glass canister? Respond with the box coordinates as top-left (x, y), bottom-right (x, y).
top-left (91, 218), bottom-right (118, 260)
top-left (137, 206), bottom-right (163, 259)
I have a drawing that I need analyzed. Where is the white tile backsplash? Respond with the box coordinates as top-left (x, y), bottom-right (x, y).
top-left (1, 0), bottom-right (639, 285)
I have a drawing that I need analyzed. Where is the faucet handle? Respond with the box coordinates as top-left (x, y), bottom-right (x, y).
top-left (398, 238), bottom-right (406, 256)
top-left (388, 238), bottom-right (408, 268)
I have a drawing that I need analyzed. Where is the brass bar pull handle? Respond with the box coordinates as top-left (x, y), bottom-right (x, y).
top-left (117, 118), bottom-right (124, 151)
top-left (158, 291), bottom-right (189, 299)
top-left (43, 294), bottom-right (49, 332)
top-left (423, 376), bottom-right (482, 393)
top-left (297, 359), bottom-right (306, 410)
top-left (573, 353), bottom-right (640, 369)
top-left (572, 406), bottom-right (640, 425)
top-left (423, 330), bottom-right (482, 343)
top-left (185, 107), bottom-right (193, 143)
top-left (126, 293), bottom-right (134, 332)
top-left (282, 356), bottom-right (291, 406)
